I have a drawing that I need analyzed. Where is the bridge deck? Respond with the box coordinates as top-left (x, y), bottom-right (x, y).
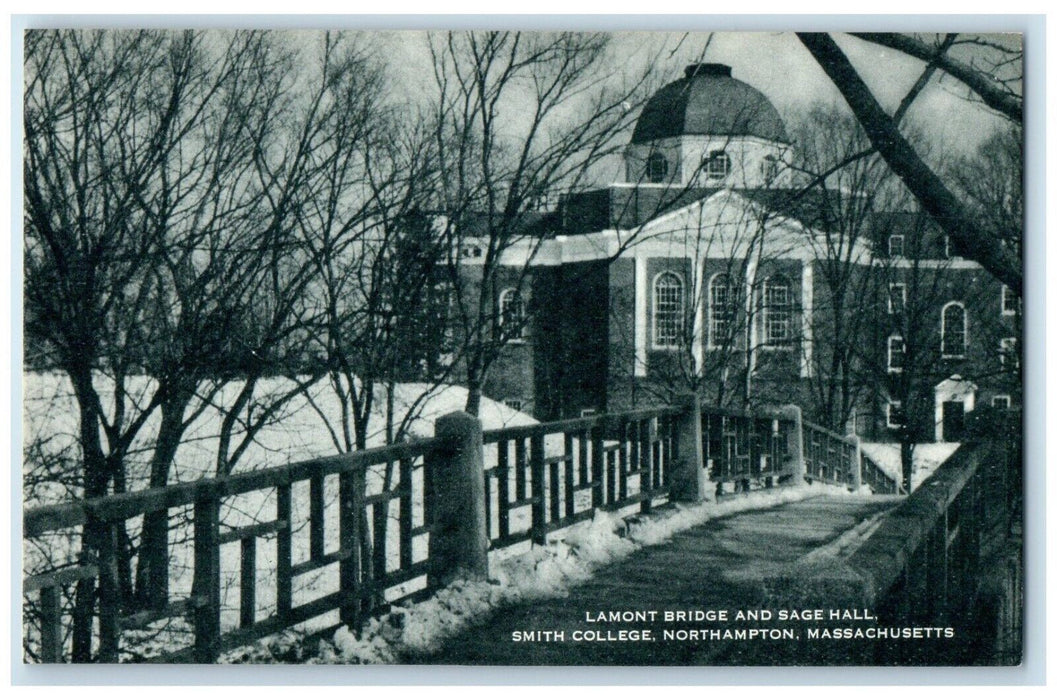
top-left (412, 494), bottom-right (902, 665)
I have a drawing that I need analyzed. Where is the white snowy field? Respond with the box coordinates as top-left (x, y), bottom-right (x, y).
top-left (22, 371), bottom-right (537, 507)
top-left (21, 371), bottom-right (541, 660)
top-left (860, 442), bottom-right (961, 492)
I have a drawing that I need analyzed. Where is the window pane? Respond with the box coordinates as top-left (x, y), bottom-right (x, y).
top-left (654, 273), bottom-right (684, 348)
top-left (709, 275), bottom-right (734, 346)
top-left (889, 235), bottom-right (904, 257)
top-left (706, 150), bottom-right (730, 180)
top-left (942, 303), bottom-right (966, 357)
top-left (764, 276), bottom-right (792, 345)
top-left (647, 153), bottom-right (668, 184)
top-left (500, 289), bottom-right (523, 339)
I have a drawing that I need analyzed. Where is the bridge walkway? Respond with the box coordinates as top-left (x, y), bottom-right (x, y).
top-left (411, 494), bottom-right (903, 666)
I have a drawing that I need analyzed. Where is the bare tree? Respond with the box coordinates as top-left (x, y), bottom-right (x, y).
top-left (22, 29), bottom-right (387, 649)
top-left (788, 105), bottom-right (892, 432)
top-left (427, 31), bottom-right (666, 416)
top-left (796, 32), bottom-right (1023, 294)
top-left (24, 29), bottom-right (266, 651)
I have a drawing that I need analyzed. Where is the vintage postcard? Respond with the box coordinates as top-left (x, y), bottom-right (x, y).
top-left (19, 26), bottom-right (1025, 669)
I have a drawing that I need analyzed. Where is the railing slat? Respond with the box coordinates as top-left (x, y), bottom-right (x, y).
top-left (497, 440), bottom-right (510, 541)
top-left (590, 426), bottom-right (604, 509)
top-left (564, 433), bottom-right (576, 519)
top-left (276, 484), bottom-right (293, 618)
top-left (515, 438), bottom-right (527, 502)
top-left (398, 458), bottom-right (413, 571)
top-left (640, 419), bottom-right (654, 514)
top-left (530, 434), bottom-right (546, 545)
top-left (618, 422), bottom-right (629, 502)
top-left (372, 499), bottom-right (387, 583)
top-left (240, 537), bottom-right (256, 628)
top-left (310, 474), bottom-right (325, 561)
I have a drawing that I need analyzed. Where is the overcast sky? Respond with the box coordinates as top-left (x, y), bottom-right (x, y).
top-left (375, 30), bottom-right (1017, 167)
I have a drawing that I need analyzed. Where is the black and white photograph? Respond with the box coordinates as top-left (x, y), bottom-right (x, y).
top-left (16, 23), bottom-right (1029, 671)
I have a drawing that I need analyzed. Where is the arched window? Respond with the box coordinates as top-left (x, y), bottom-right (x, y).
top-left (762, 275), bottom-right (793, 346)
top-left (652, 272), bottom-right (684, 349)
top-left (941, 302), bottom-right (967, 358)
top-left (705, 150), bottom-right (731, 181)
top-left (708, 273), bottom-right (736, 348)
top-left (499, 288), bottom-right (524, 340)
top-left (646, 153), bottom-right (669, 183)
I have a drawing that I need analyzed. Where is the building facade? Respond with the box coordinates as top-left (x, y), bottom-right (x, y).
top-left (458, 63), bottom-right (1020, 442)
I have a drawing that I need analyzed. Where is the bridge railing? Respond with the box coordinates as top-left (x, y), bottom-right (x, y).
top-left (480, 406), bottom-right (682, 550)
top-left (22, 398), bottom-right (893, 663)
top-left (701, 405), bottom-right (795, 488)
top-left (698, 405), bottom-right (901, 495)
top-left (861, 452), bottom-right (901, 495)
top-left (23, 437), bottom-right (450, 663)
top-left (22, 404), bottom-right (688, 664)
top-left (801, 419), bottom-right (857, 487)
top-left (825, 439), bottom-right (1021, 664)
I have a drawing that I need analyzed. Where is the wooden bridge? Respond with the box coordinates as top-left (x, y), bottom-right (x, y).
top-left (21, 399), bottom-right (1020, 665)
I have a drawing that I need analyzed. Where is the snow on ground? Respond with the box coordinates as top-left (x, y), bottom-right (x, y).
top-left (309, 483), bottom-right (857, 664)
top-left (22, 372), bottom-right (539, 660)
top-left (22, 372), bottom-right (536, 506)
top-left (860, 442), bottom-right (961, 492)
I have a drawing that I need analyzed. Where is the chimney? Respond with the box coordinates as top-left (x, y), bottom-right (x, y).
top-left (685, 63), bottom-right (733, 79)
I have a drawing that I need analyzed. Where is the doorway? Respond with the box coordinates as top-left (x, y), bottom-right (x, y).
top-left (941, 401), bottom-right (966, 442)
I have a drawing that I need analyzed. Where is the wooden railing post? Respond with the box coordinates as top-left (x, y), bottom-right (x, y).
top-left (670, 394), bottom-right (709, 503)
top-left (847, 433), bottom-right (863, 491)
top-left (338, 471), bottom-right (363, 629)
top-left (191, 488), bottom-right (220, 663)
top-left (782, 405), bottom-right (806, 486)
top-left (97, 521), bottom-right (121, 662)
top-left (429, 412), bottom-right (489, 587)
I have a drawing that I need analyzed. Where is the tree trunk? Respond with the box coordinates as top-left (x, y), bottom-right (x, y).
top-left (69, 366), bottom-right (108, 661)
top-left (465, 379), bottom-right (482, 417)
top-left (900, 440), bottom-right (915, 494)
top-left (134, 393), bottom-right (190, 610)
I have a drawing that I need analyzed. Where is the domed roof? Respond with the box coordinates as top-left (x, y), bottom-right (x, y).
top-left (631, 63), bottom-right (789, 145)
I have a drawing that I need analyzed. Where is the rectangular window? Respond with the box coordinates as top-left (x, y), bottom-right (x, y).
top-left (992, 395), bottom-right (1011, 409)
top-left (886, 400), bottom-right (904, 429)
top-left (888, 234), bottom-right (904, 257)
top-left (709, 278), bottom-right (735, 348)
top-left (765, 310), bottom-right (791, 345)
top-left (1001, 285), bottom-right (1018, 315)
top-left (763, 277), bottom-right (793, 347)
top-left (503, 398), bottom-right (524, 411)
top-left (888, 283), bottom-right (906, 314)
top-left (887, 335), bottom-right (905, 373)
top-left (999, 337), bottom-right (1019, 369)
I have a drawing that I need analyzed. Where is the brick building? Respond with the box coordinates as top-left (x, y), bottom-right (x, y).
top-left (457, 63), bottom-right (1020, 442)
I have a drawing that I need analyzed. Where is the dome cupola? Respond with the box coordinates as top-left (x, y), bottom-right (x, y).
top-left (631, 63), bottom-right (788, 145)
top-left (624, 63), bottom-right (791, 188)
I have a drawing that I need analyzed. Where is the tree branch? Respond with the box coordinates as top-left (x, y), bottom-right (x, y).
top-left (797, 32), bottom-right (1022, 295)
